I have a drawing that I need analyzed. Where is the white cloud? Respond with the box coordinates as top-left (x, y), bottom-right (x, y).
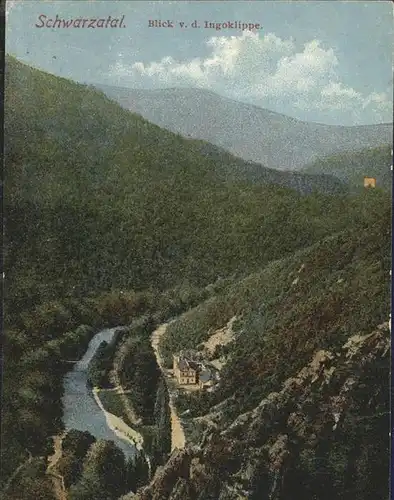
top-left (109, 31), bottom-right (392, 124)
top-left (267, 40), bottom-right (338, 95)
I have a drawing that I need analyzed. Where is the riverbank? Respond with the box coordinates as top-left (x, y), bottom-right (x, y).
top-left (92, 387), bottom-right (144, 451)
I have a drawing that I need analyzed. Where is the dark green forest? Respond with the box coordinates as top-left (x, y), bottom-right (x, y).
top-left (164, 195), bottom-right (390, 413)
top-left (2, 55), bottom-right (392, 500)
top-left (6, 56), bottom-right (381, 306)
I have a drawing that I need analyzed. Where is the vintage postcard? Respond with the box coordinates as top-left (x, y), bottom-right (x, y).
top-left (2, 1), bottom-right (392, 499)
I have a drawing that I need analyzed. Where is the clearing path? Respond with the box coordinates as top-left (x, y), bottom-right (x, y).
top-left (46, 433), bottom-right (67, 500)
top-left (151, 323), bottom-right (186, 451)
top-left (47, 434), bottom-right (65, 470)
top-left (202, 316), bottom-right (237, 356)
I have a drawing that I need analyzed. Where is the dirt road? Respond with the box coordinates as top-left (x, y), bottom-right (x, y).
top-left (47, 433), bottom-right (67, 500)
top-left (151, 323), bottom-right (185, 451)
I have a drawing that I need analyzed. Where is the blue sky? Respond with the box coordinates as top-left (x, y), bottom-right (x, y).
top-left (6, 0), bottom-right (393, 125)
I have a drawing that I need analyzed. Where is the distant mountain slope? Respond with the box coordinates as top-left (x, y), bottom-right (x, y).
top-left (95, 85), bottom-right (392, 170)
top-left (302, 145), bottom-right (392, 191)
top-left (187, 140), bottom-right (348, 194)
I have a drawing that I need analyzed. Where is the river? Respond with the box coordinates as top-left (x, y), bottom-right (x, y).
top-left (62, 327), bottom-right (136, 459)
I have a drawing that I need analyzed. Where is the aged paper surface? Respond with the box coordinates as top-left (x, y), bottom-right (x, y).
top-left (3, 1), bottom-right (392, 499)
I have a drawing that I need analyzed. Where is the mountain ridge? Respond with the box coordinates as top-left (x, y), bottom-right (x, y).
top-left (93, 84), bottom-right (392, 128)
top-left (95, 84), bottom-right (392, 170)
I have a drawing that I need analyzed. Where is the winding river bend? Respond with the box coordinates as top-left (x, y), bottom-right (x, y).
top-left (62, 327), bottom-right (136, 459)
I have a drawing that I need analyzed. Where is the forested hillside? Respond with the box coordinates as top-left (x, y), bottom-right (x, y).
top-left (6, 55), bottom-right (357, 310)
top-left (150, 192), bottom-right (391, 499)
top-left (3, 55), bottom-right (391, 500)
top-left (302, 145), bottom-right (392, 190)
top-left (162, 191), bottom-right (390, 411)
